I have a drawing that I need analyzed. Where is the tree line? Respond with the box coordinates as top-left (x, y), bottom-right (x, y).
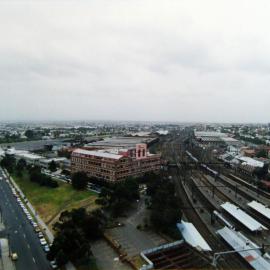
top-left (0, 155), bottom-right (59, 188)
top-left (142, 172), bottom-right (182, 238)
top-left (47, 208), bottom-right (106, 267)
top-left (95, 177), bottom-right (139, 217)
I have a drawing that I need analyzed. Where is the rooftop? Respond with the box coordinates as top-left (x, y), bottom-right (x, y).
top-left (140, 240), bottom-right (212, 270)
top-left (221, 202), bottom-right (267, 232)
top-left (177, 221), bottom-right (212, 252)
top-left (248, 201), bottom-right (270, 220)
top-left (86, 136), bottom-right (154, 148)
top-left (236, 156), bottom-right (264, 168)
top-left (195, 131), bottom-right (227, 138)
top-left (73, 148), bottom-right (123, 160)
top-left (217, 226), bottom-right (270, 270)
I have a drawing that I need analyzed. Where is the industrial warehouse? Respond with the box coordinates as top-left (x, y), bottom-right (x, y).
top-left (71, 143), bottom-right (161, 182)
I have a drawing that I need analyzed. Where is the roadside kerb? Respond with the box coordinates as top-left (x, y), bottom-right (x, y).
top-left (3, 169), bottom-right (76, 270)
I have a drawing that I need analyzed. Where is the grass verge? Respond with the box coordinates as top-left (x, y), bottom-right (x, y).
top-left (12, 172), bottom-right (98, 227)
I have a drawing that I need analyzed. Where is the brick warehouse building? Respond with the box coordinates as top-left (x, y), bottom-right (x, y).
top-left (71, 143), bottom-right (161, 182)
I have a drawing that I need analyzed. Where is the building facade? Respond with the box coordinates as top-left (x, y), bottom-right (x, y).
top-left (71, 144), bottom-right (161, 182)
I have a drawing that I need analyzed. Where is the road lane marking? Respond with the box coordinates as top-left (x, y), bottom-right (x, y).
top-left (27, 244), bottom-right (30, 249)
top-left (32, 257), bottom-right (36, 263)
top-left (23, 234), bottom-right (26, 238)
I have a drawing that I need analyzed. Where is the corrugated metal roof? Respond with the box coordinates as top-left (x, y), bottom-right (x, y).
top-left (236, 156), bottom-right (264, 168)
top-left (217, 226), bottom-right (270, 270)
top-left (248, 201), bottom-right (270, 220)
top-left (177, 221), bottom-right (212, 251)
top-left (221, 202), bottom-right (267, 232)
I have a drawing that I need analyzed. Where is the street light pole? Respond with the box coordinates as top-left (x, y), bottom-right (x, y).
top-left (212, 245), bottom-right (268, 268)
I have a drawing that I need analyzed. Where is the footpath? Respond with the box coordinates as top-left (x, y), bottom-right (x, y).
top-left (3, 169), bottom-right (76, 270)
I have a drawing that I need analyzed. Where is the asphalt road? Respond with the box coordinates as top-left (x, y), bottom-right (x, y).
top-left (0, 168), bottom-right (51, 270)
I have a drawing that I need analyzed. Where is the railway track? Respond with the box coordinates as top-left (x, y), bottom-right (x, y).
top-left (197, 172), bottom-right (270, 230)
top-left (222, 173), bottom-right (270, 201)
top-left (168, 142), bottom-right (248, 269)
top-left (184, 150), bottom-right (270, 228)
top-left (173, 172), bottom-right (249, 269)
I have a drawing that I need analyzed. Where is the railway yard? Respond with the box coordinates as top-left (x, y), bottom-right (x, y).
top-left (160, 131), bottom-right (270, 269)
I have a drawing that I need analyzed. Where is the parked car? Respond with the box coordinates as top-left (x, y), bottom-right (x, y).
top-left (43, 245), bottom-right (50, 252)
top-left (35, 227), bottom-right (41, 233)
top-left (40, 238), bottom-right (47, 245)
top-left (50, 260), bottom-right (58, 269)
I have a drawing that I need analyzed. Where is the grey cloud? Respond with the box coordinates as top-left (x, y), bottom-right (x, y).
top-left (0, 0), bottom-right (270, 122)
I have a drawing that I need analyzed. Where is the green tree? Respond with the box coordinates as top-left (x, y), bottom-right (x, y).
top-left (47, 208), bottom-right (105, 266)
top-left (25, 129), bottom-right (35, 139)
top-left (55, 249), bottom-right (68, 266)
top-left (28, 166), bottom-right (58, 188)
top-left (96, 178), bottom-right (139, 217)
top-left (48, 160), bottom-right (57, 172)
top-left (256, 149), bottom-right (268, 158)
top-left (71, 171), bottom-right (88, 190)
top-left (149, 180), bottom-right (182, 234)
top-left (0, 155), bottom-right (16, 172)
top-left (15, 158), bottom-right (27, 176)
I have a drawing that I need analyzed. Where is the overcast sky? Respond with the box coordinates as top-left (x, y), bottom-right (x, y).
top-left (0, 1), bottom-right (270, 123)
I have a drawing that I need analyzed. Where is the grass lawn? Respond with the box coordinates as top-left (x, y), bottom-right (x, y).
top-left (12, 172), bottom-right (98, 228)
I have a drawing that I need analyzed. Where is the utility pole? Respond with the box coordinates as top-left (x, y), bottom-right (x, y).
top-left (212, 245), bottom-right (269, 268)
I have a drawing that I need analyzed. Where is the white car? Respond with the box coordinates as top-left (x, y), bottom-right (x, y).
top-left (40, 238), bottom-right (47, 245)
top-left (43, 245), bottom-right (50, 252)
top-left (50, 260), bottom-right (58, 269)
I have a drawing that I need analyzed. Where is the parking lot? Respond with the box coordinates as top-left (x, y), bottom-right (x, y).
top-left (91, 240), bottom-right (131, 270)
top-left (106, 195), bottom-right (167, 258)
